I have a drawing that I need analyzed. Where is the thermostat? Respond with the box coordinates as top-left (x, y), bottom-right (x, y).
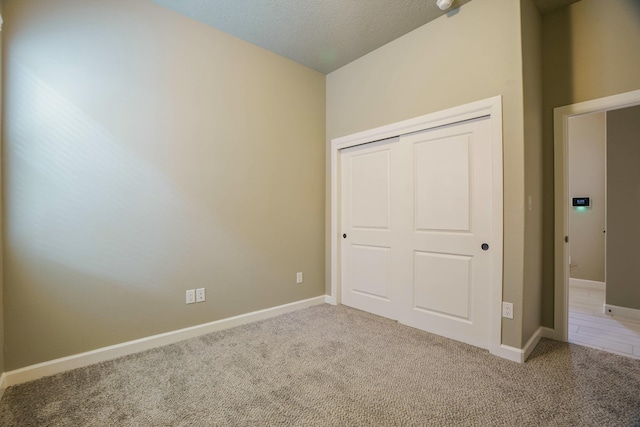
top-left (572, 197), bottom-right (590, 207)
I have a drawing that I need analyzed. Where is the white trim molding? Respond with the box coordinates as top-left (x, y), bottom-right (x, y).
top-left (493, 326), bottom-right (552, 363)
top-left (492, 345), bottom-right (525, 363)
top-left (0, 373), bottom-right (7, 397)
top-left (330, 96), bottom-right (505, 359)
top-left (603, 304), bottom-right (640, 322)
top-left (553, 89), bottom-right (640, 342)
top-left (324, 295), bottom-right (337, 305)
top-left (0, 296), bottom-right (326, 389)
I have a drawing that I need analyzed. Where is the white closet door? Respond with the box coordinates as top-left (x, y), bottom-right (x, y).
top-left (397, 117), bottom-right (493, 348)
top-left (340, 116), bottom-right (494, 349)
top-left (340, 138), bottom-right (401, 319)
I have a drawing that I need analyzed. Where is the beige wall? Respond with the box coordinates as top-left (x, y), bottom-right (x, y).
top-left (327, 0), bottom-right (528, 348)
top-left (568, 112), bottom-right (606, 282)
top-left (521, 0), bottom-right (544, 346)
top-left (541, 0), bottom-right (640, 326)
top-left (606, 105), bottom-right (640, 310)
top-left (2, 0), bottom-right (326, 370)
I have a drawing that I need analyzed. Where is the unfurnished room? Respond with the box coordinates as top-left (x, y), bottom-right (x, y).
top-left (0, 0), bottom-right (639, 425)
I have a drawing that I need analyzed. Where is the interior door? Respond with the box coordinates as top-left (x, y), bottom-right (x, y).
top-left (340, 137), bottom-right (400, 319)
top-left (397, 117), bottom-right (493, 348)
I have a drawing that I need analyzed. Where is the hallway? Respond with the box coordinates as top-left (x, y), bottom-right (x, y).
top-left (569, 280), bottom-right (640, 359)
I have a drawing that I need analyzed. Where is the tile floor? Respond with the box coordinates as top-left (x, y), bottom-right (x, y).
top-left (569, 281), bottom-right (640, 359)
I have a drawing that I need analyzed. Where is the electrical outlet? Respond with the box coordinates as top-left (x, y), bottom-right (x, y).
top-left (186, 289), bottom-right (196, 304)
top-left (296, 272), bottom-right (303, 284)
top-left (502, 302), bottom-right (514, 319)
top-left (196, 288), bottom-right (206, 303)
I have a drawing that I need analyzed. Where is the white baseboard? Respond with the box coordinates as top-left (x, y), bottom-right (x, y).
top-left (0, 373), bottom-right (6, 397)
top-left (603, 303), bottom-right (640, 321)
top-left (522, 327), bottom-right (545, 361)
top-left (491, 326), bottom-right (546, 363)
top-left (540, 326), bottom-right (558, 341)
top-left (0, 295), bottom-right (326, 389)
top-left (569, 278), bottom-right (605, 290)
top-left (491, 344), bottom-right (523, 363)
top-left (325, 295), bottom-right (337, 305)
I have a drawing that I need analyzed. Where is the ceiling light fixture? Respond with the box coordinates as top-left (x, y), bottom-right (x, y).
top-left (436, 0), bottom-right (454, 10)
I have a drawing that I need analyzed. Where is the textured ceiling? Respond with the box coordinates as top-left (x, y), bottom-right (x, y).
top-left (150, 0), bottom-right (582, 74)
top-left (150, 0), bottom-right (472, 74)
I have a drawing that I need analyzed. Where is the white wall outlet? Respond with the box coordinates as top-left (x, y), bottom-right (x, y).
top-left (186, 289), bottom-right (196, 304)
top-left (196, 288), bottom-right (206, 303)
top-left (502, 302), bottom-right (514, 319)
top-left (296, 272), bottom-right (303, 284)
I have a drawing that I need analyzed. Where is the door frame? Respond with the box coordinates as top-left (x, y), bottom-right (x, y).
top-left (553, 89), bottom-right (640, 341)
top-left (330, 96), bottom-right (504, 356)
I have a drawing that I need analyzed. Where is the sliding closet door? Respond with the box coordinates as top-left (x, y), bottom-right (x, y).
top-left (340, 138), bottom-right (401, 319)
top-left (397, 117), bottom-right (493, 348)
top-left (340, 116), bottom-right (495, 349)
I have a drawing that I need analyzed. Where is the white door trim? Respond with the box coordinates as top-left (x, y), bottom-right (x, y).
top-left (553, 89), bottom-right (640, 341)
top-left (330, 96), bottom-right (504, 357)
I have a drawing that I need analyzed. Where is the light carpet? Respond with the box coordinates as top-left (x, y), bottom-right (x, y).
top-left (1, 304), bottom-right (640, 426)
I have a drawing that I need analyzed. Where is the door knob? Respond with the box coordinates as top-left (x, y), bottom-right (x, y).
top-left (343, 233), bottom-right (347, 239)
top-left (481, 243), bottom-right (489, 251)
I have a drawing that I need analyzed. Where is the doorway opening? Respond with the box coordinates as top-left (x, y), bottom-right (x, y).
top-left (555, 89), bottom-right (640, 359)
